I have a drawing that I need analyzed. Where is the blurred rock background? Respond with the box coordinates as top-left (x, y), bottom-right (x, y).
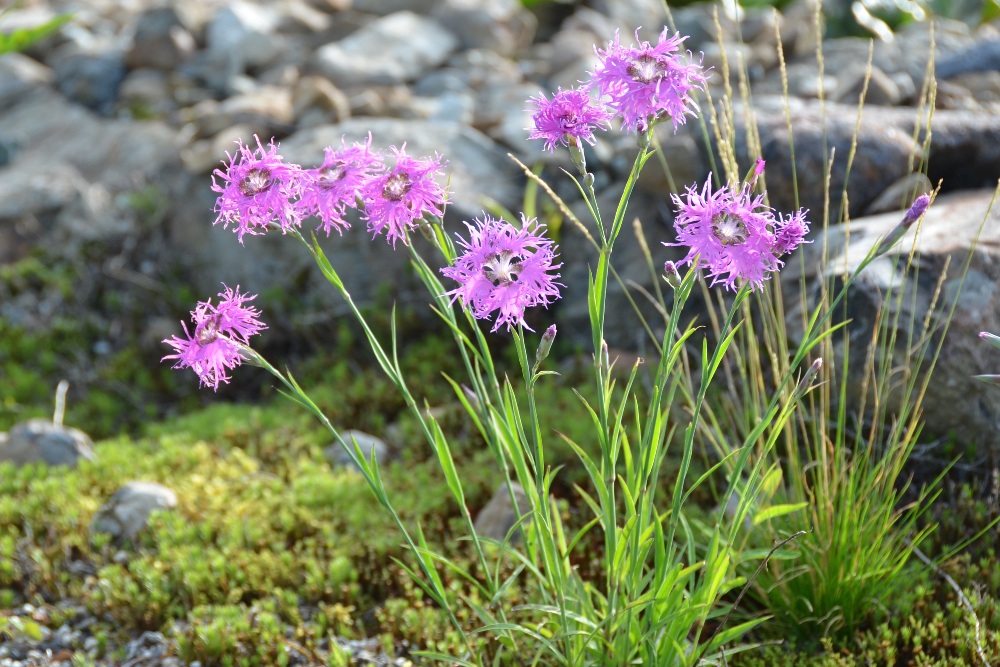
top-left (3, 0), bottom-right (1000, 445)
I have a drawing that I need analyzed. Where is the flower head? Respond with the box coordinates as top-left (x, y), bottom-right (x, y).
top-left (298, 134), bottom-right (382, 236)
top-left (591, 28), bottom-right (708, 133)
top-left (361, 146), bottom-right (447, 247)
top-left (773, 209), bottom-right (810, 256)
top-left (212, 136), bottom-right (304, 243)
top-left (441, 214), bottom-right (562, 332)
top-left (527, 87), bottom-right (612, 153)
top-left (668, 175), bottom-right (809, 291)
top-left (162, 285), bottom-right (267, 391)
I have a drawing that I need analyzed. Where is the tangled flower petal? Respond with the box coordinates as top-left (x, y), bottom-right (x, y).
top-left (212, 135), bottom-right (304, 243)
top-left (298, 134), bottom-right (382, 236)
top-left (361, 146), bottom-right (447, 248)
top-left (591, 27), bottom-right (708, 134)
top-left (441, 214), bottom-right (563, 332)
top-left (667, 174), bottom-right (810, 291)
top-left (527, 87), bottom-right (612, 153)
top-left (162, 285), bottom-right (267, 391)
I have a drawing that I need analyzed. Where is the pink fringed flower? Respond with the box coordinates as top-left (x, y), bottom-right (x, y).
top-left (667, 175), bottom-right (810, 291)
top-left (298, 135), bottom-right (382, 236)
top-left (527, 87), bottom-right (612, 152)
top-left (162, 285), bottom-right (267, 391)
top-left (441, 214), bottom-right (562, 332)
top-left (212, 136), bottom-right (304, 243)
top-left (773, 209), bottom-right (810, 256)
top-left (360, 146), bottom-right (447, 247)
top-left (591, 28), bottom-right (708, 134)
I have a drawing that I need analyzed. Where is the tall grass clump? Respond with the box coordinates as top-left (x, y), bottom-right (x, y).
top-left (684, 5), bottom-right (995, 644)
top-left (158, 8), bottom-right (986, 665)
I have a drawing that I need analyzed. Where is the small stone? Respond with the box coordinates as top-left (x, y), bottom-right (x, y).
top-left (90, 482), bottom-right (178, 541)
top-left (50, 46), bottom-right (127, 114)
top-left (125, 7), bottom-right (196, 71)
top-left (325, 430), bottom-right (390, 471)
top-left (0, 420), bottom-right (96, 468)
top-left (473, 482), bottom-right (528, 544)
top-left (833, 65), bottom-right (901, 106)
top-left (292, 76), bottom-right (351, 125)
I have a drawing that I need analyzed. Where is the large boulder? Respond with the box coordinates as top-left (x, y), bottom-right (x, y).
top-left (784, 189), bottom-right (1000, 449)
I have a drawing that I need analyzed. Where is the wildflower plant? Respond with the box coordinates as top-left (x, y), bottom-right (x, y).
top-left (160, 18), bottom-right (974, 666)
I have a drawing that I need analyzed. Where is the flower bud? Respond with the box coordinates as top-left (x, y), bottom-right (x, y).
top-left (793, 358), bottom-right (823, 399)
top-left (535, 324), bottom-right (557, 367)
top-left (875, 194), bottom-right (930, 257)
top-left (662, 260), bottom-right (682, 289)
top-left (980, 331), bottom-right (1000, 351)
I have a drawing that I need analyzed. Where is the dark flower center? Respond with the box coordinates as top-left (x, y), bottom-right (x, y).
top-left (711, 213), bottom-right (748, 246)
top-left (382, 172), bottom-right (412, 202)
top-left (627, 54), bottom-right (667, 85)
top-left (238, 168), bottom-right (274, 197)
top-left (317, 163), bottom-right (347, 187)
top-left (483, 250), bottom-right (524, 286)
top-left (196, 316), bottom-right (221, 345)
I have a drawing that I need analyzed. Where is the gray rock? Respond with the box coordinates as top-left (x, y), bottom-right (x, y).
top-left (0, 420), bottom-right (96, 468)
top-left (587, 0), bottom-right (664, 34)
top-left (91, 482), bottom-right (178, 541)
top-left (0, 53), bottom-right (54, 113)
top-left (637, 124), bottom-right (706, 200)
top-left (292, 76), bottom-right (351, 127)
top-left (198, 1), bottom-right (285, 93)
top-left (863, 173), bottom-right (933, 215)
top-left (182, 86), bottom-right (295, 140)
top-left (125, 7), bottom-right (196, 71)
top-left (311, 12), bottom-right (459, 87)
top-left (430, 0), bottom-right (535, 56)
top-left (119, 69), bottom-right (173, 114)
top-left (0, 88), bottom-right (181, 246)
top-left (937, 39), bottom-right (1000, 80)
top-left (474, 482), bottom-right (528, 543)
top-left (832, 65), bottom-right (902, 107)
top-left (732, 97), bottom-right (921, 223)
top-left (51, 46), bottom-right (127, 114)
top-left (325, 430), bottom-right (390, 470)
top-left (350, 0), bottom-right (438, 14)
top-left (784, 189), bottom-right (1000, 448)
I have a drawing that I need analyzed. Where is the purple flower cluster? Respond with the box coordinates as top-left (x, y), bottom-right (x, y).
top-left (526, 26), bottom-right (708, 150)
top-left (162, 285), bottom-right (267, 391)
top-left (441, 214), bottom-right (562, 332)
top-left (212, 134), bottom-right (447, 247)
top-left (668, 173), bottom-right (810, 291)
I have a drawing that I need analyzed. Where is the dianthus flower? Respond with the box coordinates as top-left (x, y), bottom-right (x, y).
top-left (360, 146), bottom-right (447, 247)
top-left (162, 285), bottom-right (267, 391)
top-left (591, 28), bottom-right (708, 133)
top-left (527, 87), bottom-right (612, 152)
top-left (298, 135), bottom-right (382, 236)
top-left (667, 175), bottom-right (809, 291)
top-left (212, 136), bottom-right (304, 243)
top-left (441, 214), bottom-right (562, 332)
top-left (773, 209), bottom-right (810, 256)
